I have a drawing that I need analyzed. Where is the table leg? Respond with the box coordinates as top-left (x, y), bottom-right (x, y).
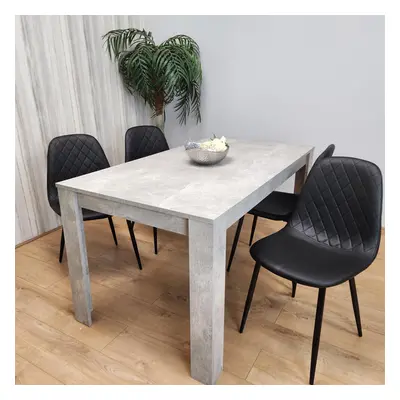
top-left (188, 219), bottom-right (226, 385)
top-left (58, 188), bottom-right (92, 326)
top-left (294, 151), bottom-right (313, 194)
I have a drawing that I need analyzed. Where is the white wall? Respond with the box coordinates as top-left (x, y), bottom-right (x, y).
top-left (143, 15), bottom-right (385, 222)
top-left (15, 15), bottom-right (385, 244)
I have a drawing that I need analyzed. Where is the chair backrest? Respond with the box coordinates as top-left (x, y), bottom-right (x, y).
top-left (288, 157), bottom-right (383, 259)
top-left (47, 134), bottom-right (110, 208)
top-left (314, 144), bottom-right (336, 165)
top-left (125, 125), bottom-right (169, 162)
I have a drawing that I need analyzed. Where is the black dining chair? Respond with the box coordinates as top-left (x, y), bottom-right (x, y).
top-left (124, 125), bottom-right (170, 259)
top-left (47, 134), bottom-right (142, 268)
top-left (239, 156), bottom-right (383, 385)
top-left (227, 144), bottom-right (336, 274)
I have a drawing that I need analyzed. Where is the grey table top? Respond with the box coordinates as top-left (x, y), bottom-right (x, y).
top-left (57, 140), bottom-right (313, 222)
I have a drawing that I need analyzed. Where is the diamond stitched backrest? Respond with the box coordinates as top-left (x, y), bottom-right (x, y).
top-left (125, 126), bottom-right (169, 162)
top-left (288, 157), bottom-right (383, 255)
top-left (47, 134), bottom-right (110, 206)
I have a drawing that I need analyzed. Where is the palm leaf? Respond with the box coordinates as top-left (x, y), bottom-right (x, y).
top-left (156, 46), bottom-right (190, 88)
top-left (104, 28), bottom-right (202, 125)
top-left (155, 44), bottom-right (201, 124)
top-left (161, 35), bottom-right (200, 57)
top-left (102, 28), bottom-right (153, 60)
top-left (173, 47), bottom-right (202, 124)
top-left (118, 44), bottom-right (156, 106)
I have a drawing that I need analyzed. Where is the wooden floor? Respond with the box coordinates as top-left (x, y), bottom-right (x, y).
top-left (15, 216), bottom-right (385, 385)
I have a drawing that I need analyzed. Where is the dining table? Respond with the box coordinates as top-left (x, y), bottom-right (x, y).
top-left (56, 139), bottom-right (314, 385)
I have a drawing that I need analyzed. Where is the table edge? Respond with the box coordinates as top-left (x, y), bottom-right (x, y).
top-left (56, 145), bottom-right (314, 224)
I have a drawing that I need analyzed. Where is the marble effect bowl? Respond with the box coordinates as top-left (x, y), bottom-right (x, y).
top-left (185, 145), bottom-right (229, 165)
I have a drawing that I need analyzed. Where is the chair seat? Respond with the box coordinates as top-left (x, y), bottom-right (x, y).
top-left (250, 228), bottom-right (371, 288)
top-left (50, 201), bottom-right (108, 221)
top-left (249, 191), bottom-right (298, 221)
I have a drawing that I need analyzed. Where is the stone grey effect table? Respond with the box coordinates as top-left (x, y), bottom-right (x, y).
top-left (56, 140), bottom-right (314, 385)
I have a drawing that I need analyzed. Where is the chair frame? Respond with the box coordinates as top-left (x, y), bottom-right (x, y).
top-left (240, 267), bottom-right (362, 384)
top-left (47, 134), bottom-right (141, 267)
top-left (239, 156), bottom-right (382, 384)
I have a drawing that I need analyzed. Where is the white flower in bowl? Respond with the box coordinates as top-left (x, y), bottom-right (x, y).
top-left (199, 135), bottom-right (229, 152)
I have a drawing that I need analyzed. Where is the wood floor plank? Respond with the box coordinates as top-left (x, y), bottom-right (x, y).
top-left (89, 259), bottom-right (171, 304)
top-left (247, 349), bottom-right (343, 385)
top-left (17, 220), bottom-right (135, 267)
top-left (16, 278), bottom-right (127, 351)
top-left (275, 297), bottom-right (385, 363)
top-left (222, 331), bottom-right (262, 379)
top-left (240, 321), bottom-right (384, 384)
top-left (217, 371), bottom-right (252, 385)
top-left (103, 300), bottom-right (191, 354)
top-left (151, 269), bottom-right (290, 324)
top-left (16, 335), bottom-right (96, 385)
top-left (15, 355), bottom-right (62, 385)
top-left (16, 310), bottom-right (152, 385)
top-left (15, 253), bottom-right (67, 288)
top-left (102, 326), bottom-right (199, 385)
top-left (15, 217), bottom-right (385, 385)
top-left (281, 287), bottom-right (384, 336)
top-left (247, 366), bottom-right (342, 385)
top-left (16, 236), bottom-right (61, 265)
top-left (15, 354), bottom-right (29, 375)
top-left (48, 276), bottom-right (152, 324)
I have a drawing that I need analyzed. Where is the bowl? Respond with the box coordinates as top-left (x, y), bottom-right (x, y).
top-left (185, 146), bottom-right (229, 165)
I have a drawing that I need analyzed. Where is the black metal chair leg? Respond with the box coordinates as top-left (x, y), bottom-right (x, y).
top-left (126, 220), bottom-right (142, 270)
top-left (291, 281), bottom-right (297, 298)
top-left (227, 216), bottom-right (245, 272)
top-left (249, 215), bottom-right (258, 245)
top-left (240, 262), bottom-right (261, 333)
top-left (59, 229), bottom-right (65, 263)
top-left (349, 278), bottom-right (363, 337)
top-left (108, 216), bottom-right (118, 246)
top-left (153, 227), bottom-right (158, 255)
top-left (309, 288), bottom-right (326, 385)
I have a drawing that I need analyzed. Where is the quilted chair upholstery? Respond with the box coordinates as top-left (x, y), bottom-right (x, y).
top-left (240, 156), bottom-right (383, 385)
top-left (46, 134), bottom-right (125, 264)
top-left (124, 126), bottom-right (170, 259)
top-left (227, 144), bottom-right (336, 272)
top-left (289, 158), bottom-right (382, 254)
top-left (47, 134), bottom-right (110, 218)
top-left (250, 144), bottom-right (336, 222)
top-left (125, 125), bottom-right (169, 162)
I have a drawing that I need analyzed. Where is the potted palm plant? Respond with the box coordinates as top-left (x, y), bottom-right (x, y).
top-left (103, 28), bottom-right (202, 131)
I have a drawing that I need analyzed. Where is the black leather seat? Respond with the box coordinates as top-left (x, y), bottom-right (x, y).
top-left (250, 228), bottom-right (371, 288)
top-left (249, 191), bottom-right (298, 221)
top-left (227, 144), bottom-right (336, 272)
top-left (240, 156), bottom-right (383, 385)
top-left (47, 134), bottom-right (141, 267)
top-left (124, 126), bottom-right (170, 261)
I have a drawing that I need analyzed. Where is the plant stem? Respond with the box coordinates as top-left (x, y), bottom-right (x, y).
top-left (154, 91), bottom-right (164, 116)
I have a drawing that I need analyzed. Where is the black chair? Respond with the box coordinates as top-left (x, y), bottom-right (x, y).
top-left (125, 125), bottom-right (170, 259)
top-left (47, 134), bottom-right (142, 268)
top-left (227, 144), bottom-right (336, 272)
top-left (239, 156), bottom-right (383, 385)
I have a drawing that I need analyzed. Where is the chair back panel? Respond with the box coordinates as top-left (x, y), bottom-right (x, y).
top-left (47, 134), bottom-right (110, 212)
top-left (288, 157), bottom-right (383, 255)
top-left (125, 126), bottom-right (169, 162)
